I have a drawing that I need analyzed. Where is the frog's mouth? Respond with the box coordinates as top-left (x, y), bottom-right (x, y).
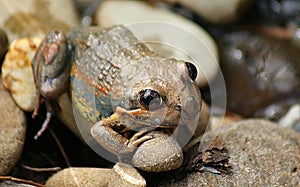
top-left (115, 106), bottom-right (180, 131)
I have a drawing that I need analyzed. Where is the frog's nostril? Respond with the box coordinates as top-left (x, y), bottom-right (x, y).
top-left (175, 104), bottom-right (181, 111)
top-left (185, 62), bottom-right (197, 81)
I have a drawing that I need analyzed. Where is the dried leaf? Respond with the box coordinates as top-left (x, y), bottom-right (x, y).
top-left (186, 135), bottom-right (231, 174)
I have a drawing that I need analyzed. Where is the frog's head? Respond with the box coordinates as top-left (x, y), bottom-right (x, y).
top-left (112, 57), bottom-right (201, 132)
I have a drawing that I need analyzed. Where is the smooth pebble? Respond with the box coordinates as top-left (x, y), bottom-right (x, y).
top-left (0, 78), bottom-right (26, 175)
top-left (170, 119), bottom-right (300, 186)
top-left (0, 0), bottom-right (79, 42)
top-left (164, 0), bottom-right (254, 25)
top-left (132, 131), bottom-right (183, 172)
top-left (46, 163), bottom-right (146, 187)
top-left (2, 37), bottom-right (41, 111)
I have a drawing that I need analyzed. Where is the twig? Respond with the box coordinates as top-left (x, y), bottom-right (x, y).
top-left (21, 165), bottom-right (61, 172)
top-left (49, 127), bottom-right (71, 167)
top-left (0, 176), bottom-right (45, 187)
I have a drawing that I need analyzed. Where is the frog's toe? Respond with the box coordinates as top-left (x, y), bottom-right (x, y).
top-left (34, 112), bottom-right (52, 139)
top-left (129, 134), bottom-right (154, 148)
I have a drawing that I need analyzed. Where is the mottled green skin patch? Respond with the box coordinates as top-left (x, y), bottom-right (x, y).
top-left (69, 26), bottom-right (131, 123)
top-left (71, 77), bottom-right (114, 123)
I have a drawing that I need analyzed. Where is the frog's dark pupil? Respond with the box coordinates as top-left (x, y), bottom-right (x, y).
top-left (185, 62), bottom-right (197, 81)
top-left (138, 89), bottom-right (162, 110)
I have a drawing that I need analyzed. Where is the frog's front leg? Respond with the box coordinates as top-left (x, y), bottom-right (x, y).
top-left (32, 30), bottom-right (71, 139)
top-left (91, 113), bottom-right (153, 162)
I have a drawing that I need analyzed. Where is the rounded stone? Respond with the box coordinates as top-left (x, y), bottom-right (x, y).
top-left (45, 165), bottom-right (146, 187)
top-left (171, 119), bottom-right (300, 186)
top-left (0, 78), bottom-right (26, 175)
top-left (2, 37), bottom-right (42, 112)
top-left (111, 162), bottom-right (146, 187)
top-left (132, 131), bottom-right (183, 172)
top-left (46, 167), bottom-right (112, 187)
top-left (164, 0), bottom-right (254, 25)
top-left (217, 31), bottom-right (300, 119)
top-left (278, 104), bottom-right (300, 133)
top-left (0, 0), bottom-right (79, 42)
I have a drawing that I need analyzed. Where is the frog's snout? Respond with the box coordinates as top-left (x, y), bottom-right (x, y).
top-left (115, 106), bottom-right (180, 129)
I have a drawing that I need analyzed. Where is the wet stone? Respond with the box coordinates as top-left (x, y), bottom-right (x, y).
top-left (163, 0), bottom-right (254, 25)
top-left (0, 78), bottom-right (26, 175)
top-left (169, 119), bottom-right (300, 186)
top-left (249, 0), bottom-right (300, 26)
top-left (217, 30), bottom-right (300, 119)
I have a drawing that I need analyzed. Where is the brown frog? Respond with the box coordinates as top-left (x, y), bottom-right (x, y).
top-left (32, 25), bottom-right (205, 170)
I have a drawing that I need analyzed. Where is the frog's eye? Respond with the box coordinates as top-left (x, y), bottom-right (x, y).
top-left (185, 62), bottom-right (197, 81)
top-left (138, 89), bottom-right (164, 110)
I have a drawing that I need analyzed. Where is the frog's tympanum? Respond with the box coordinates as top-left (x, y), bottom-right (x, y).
top-left (32, 25), bottom-right (203, 171)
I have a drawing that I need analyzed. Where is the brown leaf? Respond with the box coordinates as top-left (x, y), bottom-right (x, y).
top-left (187, 135), bottom-right (231, 174)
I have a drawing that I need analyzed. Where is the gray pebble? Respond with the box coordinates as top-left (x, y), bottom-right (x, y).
top-left (0, 78), bottom-right (26, 175)
top-left (170, 119), bottom-right (300, 186)
top-left (278, 104), bottom-right (300, 133)
top-left (0, 0), bottom-right (79, 42)
top-left (46, 164), bottom-right (146, 187)
top-left (132, 131), bottom-right (183, 172)
top-left (111, 162), bottom-right (146, 187)
top-left (46, 167), bottom-right (112, 187)
top-left (163, 0), bottom-right (254, 25)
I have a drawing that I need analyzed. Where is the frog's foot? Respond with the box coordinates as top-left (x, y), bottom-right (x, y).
top-left (32, 97), bottom-right (59, 139)
top-left (31, 30), bottom-right (71, 139)
top-left (34, 111), bottom-right (52, 140)
top-left (117, 130), bottom-right (154, 163)
top-left (91, 117), bottom-right (154, 163)
top-left (32, 92), bottom-right (42, 119)
top-left (128, 127), bottom-right (154, 147)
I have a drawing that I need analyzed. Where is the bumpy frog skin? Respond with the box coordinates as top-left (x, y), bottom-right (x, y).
top-left (32, 25), bottom-right (202, 169)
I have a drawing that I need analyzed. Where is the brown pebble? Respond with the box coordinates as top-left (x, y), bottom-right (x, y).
top-left (0, 78), bottom-right (26, 175)
top-left (0, 0), bottom-right (79, 42)
top-left (46, 164), bottom-right (146, 187)
top-left (132, 131), bottom-right (183, 172)
top-left (111, 162), bottom-right (146, 187)
top-left (170, 119), bottom-right (300, 186)
top-left (218, 31), bottom-right (300, 119)
top-left (46, 167), bottom-right (112, 187)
